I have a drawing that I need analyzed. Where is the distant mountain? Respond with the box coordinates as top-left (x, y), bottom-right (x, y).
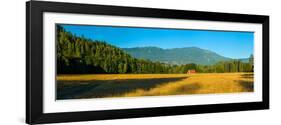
top-left (123, 47), bottom-right (232, 65)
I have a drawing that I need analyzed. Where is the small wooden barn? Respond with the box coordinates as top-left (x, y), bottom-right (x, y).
top-left (187, 69), bottom-right (196, 74)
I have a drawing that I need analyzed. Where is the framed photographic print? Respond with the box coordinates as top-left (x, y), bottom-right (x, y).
top-left (26, 1), bottom-right (269, 124)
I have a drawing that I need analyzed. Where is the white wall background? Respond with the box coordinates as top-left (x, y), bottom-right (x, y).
top-left (0, 0), bottom-right (279, 124)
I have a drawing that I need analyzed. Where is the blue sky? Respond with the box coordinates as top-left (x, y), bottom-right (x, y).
top-left (60, 24), bottom-right (253, 59)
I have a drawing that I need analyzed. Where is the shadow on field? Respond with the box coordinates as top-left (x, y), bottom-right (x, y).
top-left (57, 77), bottom-right (187, 100)
top-left (237, 73), bottom-right (254, 92)
top-left (240, 73), bottom-right (254, 78)
top-left (236, 80), bottom-right (254, 92)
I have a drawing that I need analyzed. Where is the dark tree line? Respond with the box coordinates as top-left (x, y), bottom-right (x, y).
top-left (57, 25), bottom-right (254, 74)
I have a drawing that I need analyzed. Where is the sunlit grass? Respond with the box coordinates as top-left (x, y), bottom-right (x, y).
top-left (122, 73), bottom-right (253, 97)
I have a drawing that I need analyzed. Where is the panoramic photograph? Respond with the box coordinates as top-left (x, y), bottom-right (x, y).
top-left (56, 24), bottom-right (254, 100)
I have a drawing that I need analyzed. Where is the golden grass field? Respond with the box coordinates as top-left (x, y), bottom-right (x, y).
top-left (56, 73), bottom-right (253, 99)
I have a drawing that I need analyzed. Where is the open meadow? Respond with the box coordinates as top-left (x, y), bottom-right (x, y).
top-left (56, 73), bottom-right (253, 99)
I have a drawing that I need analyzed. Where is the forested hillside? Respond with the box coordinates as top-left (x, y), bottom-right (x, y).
top-left (57, 25), bottom-right (174, 74)
top-left (57, 25), bottom-right (254, 74)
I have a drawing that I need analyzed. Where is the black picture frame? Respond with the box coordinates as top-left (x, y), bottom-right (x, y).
top-left (26, 1), bottom-right (269, 124)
